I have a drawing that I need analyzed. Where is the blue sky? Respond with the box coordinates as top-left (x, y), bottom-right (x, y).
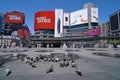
top-left (0, 0), bottom-right (120, 34)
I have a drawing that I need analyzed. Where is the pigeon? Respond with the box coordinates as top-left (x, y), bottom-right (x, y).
top-left (46, 65), bottom-right (54, 73)
top-left (75, 68), bottom-right (82, 76)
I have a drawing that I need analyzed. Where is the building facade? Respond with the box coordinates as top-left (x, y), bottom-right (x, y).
top-left (64, 3), bottom-right (99, 38)
top-left (32, 3), bottom-right (101, 48)
top-left (34, 3), bottom-right (100, 38)
top-left (109, 10), bottom-right (120, 37)
top-left (0, 11), bottom-right (31, 48)
top-left (0, 13), bottom-right (4, 34)
top-left (99, 21), bottom-right (110, 37)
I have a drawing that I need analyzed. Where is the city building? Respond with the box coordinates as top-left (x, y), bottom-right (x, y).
top-left (99, 21), bottom-right (110, 37)
top-left (34, 3), bottom-right (100, 38)
top-left (109, 10), bottom-right (120, 37)
top-left (0, 13), bottom-right (4, 34)
top-left (64, 3), bottom-right (99, 38)
top-left (0, 11), bottom-right (31, 48)
top-left (99, 21), bottom-right (110, 47)
top-left (32, 3), bottom-right (101, 48)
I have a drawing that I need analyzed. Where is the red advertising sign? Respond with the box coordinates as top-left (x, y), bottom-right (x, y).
top-left (34, 11), bottom-right (55, 31)
top-left (24, 30), bottom-right (29, 38)
top-left (5, 12), bottom-right (24, 24)
top-left (17, 28), bottom-right (24, 38)
top-left (17, 28), bottom-right (29, 38)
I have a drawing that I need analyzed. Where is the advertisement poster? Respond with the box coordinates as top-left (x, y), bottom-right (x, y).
top-left (34, 11), bottom-right (54, 30)
top-left (91, 7), bottom-right (98, 22)
top-left (55, 9), bottom-right (63, 37)
top-left (70, 8), bottom-right (88, 26)
top-left (87, 27), bottom-right (101, 36)
top-left (5, 12), bottom-right (24, 24)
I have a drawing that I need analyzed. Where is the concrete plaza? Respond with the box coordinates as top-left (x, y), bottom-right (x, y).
top-left (0, 48), bottom-right (120, 80)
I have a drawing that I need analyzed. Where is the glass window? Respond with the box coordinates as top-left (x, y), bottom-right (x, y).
top-left (110, 13), bottom-right (119, 30)
top-left (91, 23), bottom-right (98, 26)
top-left (65, 17), bottom-right (68, 21)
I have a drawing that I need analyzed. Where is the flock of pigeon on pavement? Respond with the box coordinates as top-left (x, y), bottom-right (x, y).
top-left (5, 53), bottom-right (83, 77)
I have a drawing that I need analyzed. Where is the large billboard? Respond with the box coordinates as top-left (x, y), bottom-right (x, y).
top-left (87, 27), bottom-right (101, 36)
top-left (5, 12), bottom-right (24, 24)
top-left (24, 29), bottom-right (29, 38)
top-left (70, 8), bottom-right (88, 26)
top-left (34, 11), bottom-right (55, 31)
top-left (17, 28), bottom-right (29, 38)
top-left (63, 13), bottom-right (70, 26)
top-left (17, 28), bottom-right (25, 38)
top-left (91, 7), bottom-right (98, 22)
top-left (55, 9), bottom-right (63, 37)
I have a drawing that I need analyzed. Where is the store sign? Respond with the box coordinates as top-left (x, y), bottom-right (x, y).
top-left (36, 17), bottom-right (51, 23)
top-left (8, 15), bottom-right (21, 20)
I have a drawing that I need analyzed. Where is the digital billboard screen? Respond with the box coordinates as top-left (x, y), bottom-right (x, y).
top-left (87, 28), bottom-right (101, 36)
top-left (34, 11), bottom-right (55, 31)
top-left (70, 8), bottom-right (88, 26)
top-left (24, 30), bottom-right (29, 38)
top-left (17, 28), bottom-right (25, 38)
top-left (5, 12), bottom-right (24, 24)
top-left (17, 27), bottom-right (29, 38)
